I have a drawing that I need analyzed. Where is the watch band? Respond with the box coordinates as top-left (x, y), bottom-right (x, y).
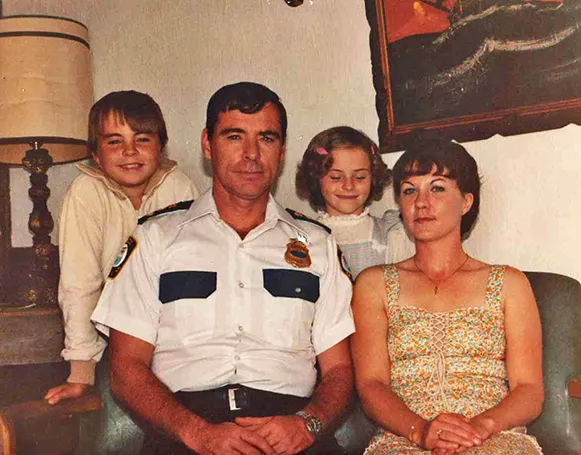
top-left (295, 410), bottom-right (323, 436)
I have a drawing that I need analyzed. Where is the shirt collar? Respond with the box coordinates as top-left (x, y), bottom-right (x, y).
top-left (180, 188), bottom-right (218, 223)
top-left (181, 190), bottom-right (310, 238)
top-left (76, 157), bottom-right (177, 200)
top-left (270, 198), bottom-right (310, 238)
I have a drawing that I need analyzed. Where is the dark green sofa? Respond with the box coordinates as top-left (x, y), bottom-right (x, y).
top-left (2, 271), bottom-right (579, 454)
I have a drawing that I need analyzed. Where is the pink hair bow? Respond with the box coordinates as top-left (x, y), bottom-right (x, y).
top-left (315, 147), bottom-right (328, 156)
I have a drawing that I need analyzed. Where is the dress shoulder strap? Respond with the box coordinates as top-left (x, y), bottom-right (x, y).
top-left (485, 265), bottom-right (507, 306)
top-left (381, 264), bottom-right (400, 306)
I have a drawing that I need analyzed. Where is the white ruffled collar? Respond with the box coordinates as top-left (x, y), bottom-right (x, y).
top-left (317, 207), bottom-right (370, 222)
top-left (317, 208), bottom-right (373, 244)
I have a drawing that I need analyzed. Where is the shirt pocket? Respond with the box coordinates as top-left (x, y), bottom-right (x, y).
top-left (159, 271), bottom-right (217, 343)
top-left (262, 269), bottom-right (320, 349)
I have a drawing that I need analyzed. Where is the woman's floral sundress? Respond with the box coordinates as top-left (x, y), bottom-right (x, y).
top-left (364, 264), bottom-right (542, 454)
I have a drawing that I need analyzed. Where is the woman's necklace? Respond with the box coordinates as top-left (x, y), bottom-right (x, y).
top-left (413, 254), bottom-right (470, 295)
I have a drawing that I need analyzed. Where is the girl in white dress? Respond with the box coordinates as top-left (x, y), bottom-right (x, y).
top-left (296, 126), bottom-right (414, 279)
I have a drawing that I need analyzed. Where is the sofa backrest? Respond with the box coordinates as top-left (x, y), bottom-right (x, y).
top-left (525, 271), bottom-right (581, 455)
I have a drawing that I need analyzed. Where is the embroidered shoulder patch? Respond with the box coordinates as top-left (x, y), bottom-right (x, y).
top-left (337, 246), bottom-right (353, 282)
top-left (285, 208), bottom-right (331, 234)
top-left (108, 236), bottom-right (137, 279)
top-left (138, 199), bottom-right (194, 225)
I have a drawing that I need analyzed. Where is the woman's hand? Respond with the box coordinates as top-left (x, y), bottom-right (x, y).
top-left (419, 413), bottom-right (483, 452)
top-left (468, 415), bottom-right (495, 440)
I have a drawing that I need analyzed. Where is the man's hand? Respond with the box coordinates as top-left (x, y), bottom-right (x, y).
top-left (235, 415), bottom-right (313, 455)
top-left (194, 421), bottom-right (276, 455)
top-left (44, 382), bottom-right (91, 405)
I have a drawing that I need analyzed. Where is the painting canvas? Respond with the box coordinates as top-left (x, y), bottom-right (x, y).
top-left (366, 0), bottom-right (581, 152)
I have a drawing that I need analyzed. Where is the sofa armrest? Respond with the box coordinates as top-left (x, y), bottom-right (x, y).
top-left (0, 393), bottom-right (101, 455)
top-left (569, 379), bottom-right (581, 399)
top-left (1, 393), bottom-right (101, 420)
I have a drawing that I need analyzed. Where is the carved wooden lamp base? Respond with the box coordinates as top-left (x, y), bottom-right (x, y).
top-left (11, 245), bottom-right (59, 308)
top-left (13, 141), bottom-right (60, 308)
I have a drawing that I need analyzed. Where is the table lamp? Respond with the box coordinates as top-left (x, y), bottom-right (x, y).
top-left (0, 15), bottom-right (93, 307)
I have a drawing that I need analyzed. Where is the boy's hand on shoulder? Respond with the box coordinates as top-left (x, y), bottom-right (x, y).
top-left (44, 382), bottom-right (91, 405)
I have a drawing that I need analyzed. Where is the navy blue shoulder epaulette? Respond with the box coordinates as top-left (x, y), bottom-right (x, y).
top-left (138, 199), bottom-right (194, 225)
top-left (285, 208), bottom-right (331, 234)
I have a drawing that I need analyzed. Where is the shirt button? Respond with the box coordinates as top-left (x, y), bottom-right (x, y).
top-left (234, 355), bottom-right (240, 361)
top-left (295, 287), bottom-right (302, 293)
top-left (237, 325), bottom-right (244, 332)
top-left (238, 281), bottom-right (244, 288)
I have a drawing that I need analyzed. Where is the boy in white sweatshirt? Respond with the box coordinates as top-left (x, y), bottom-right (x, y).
top-left (45, 90), bottom-right (199, 404)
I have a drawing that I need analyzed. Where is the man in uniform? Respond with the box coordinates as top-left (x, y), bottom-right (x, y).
top-left (92, 82), bottom-right (354, 455)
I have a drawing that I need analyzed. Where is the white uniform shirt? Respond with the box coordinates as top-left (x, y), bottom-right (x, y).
top-left (92, 190), bottom-right (354, 397)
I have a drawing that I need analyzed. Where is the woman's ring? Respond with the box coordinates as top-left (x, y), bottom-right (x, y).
top-left (436, 429), bottom-right (443, 439)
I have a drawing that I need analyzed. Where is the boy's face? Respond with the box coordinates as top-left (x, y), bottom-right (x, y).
top-left (93, 112), bottom-right (162, 198)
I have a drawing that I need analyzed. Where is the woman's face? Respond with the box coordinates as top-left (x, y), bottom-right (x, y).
top-left (319, 147), bottom-right (372, 216)
top-left (398, 166), bottom-right (473, 243)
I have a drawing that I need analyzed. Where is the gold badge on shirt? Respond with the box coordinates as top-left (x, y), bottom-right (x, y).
top-left (285, 238), bottom-right (311, 268)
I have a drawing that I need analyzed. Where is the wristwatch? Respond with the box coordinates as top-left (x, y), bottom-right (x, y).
top-left (295, 410), bottom-right (323, 437)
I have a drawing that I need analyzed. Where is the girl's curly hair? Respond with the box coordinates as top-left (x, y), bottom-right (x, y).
top-left (296, 126), bottom-right (391, 211)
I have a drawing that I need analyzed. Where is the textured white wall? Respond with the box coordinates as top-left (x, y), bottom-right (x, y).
top-left (5, 0), bottom-right (581, 283)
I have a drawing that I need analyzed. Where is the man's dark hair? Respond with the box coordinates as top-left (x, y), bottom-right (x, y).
top-left (88, 90), bottom-right (168, 154)
top-left (206, 82), bottom-right (288, 142)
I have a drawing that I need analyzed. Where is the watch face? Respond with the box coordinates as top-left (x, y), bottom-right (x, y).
top-left (297, 411), bottom-right (322, 435)
top-left (306, 419), bottom-right (321, 433)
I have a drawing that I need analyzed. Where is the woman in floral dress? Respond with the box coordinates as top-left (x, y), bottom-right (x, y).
top-left (351, 140), bottom-right (543, 454)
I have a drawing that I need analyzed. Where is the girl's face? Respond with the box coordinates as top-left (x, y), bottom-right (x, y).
top-left (398, 166), bottom-right (473, 243)
top-left (320, 147), bottom-right (372, 216)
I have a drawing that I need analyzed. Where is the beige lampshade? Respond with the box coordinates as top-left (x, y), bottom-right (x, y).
top-left (0, 15), bottom-right (93, 165)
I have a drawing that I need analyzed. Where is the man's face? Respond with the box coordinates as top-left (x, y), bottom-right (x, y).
top-left (202, 102), bottom-right (285, 202)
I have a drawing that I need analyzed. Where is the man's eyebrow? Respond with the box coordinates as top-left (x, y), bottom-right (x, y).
top-left (260, 129), bottom-right (281, 139)
top-left (218, 127), bottom-right (245, 136)
top-left (100, 133), bottom-right (122, 138)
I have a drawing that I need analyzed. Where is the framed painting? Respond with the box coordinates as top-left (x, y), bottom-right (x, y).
top-left (366, 0), bottom-right (581, 152)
